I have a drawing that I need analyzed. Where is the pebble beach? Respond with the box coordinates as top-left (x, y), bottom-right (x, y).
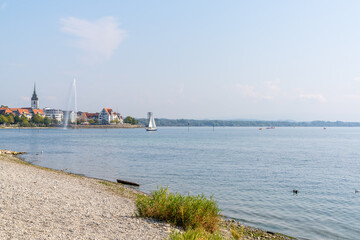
top-left (0, 153), bottom-right (171, 240)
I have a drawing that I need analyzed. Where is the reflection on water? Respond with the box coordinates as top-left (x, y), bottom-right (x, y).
top-left (1, 127), bottom-right (360, 240)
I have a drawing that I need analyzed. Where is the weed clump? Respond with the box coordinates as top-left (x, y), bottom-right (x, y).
top-left (136, 186), bottom-right (220, 233)
top-left (170, 228), bottom-right (223, 240)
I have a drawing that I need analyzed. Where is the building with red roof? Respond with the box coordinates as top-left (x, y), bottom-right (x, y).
top-left (22, 108), bottom-right (45, 117)
top-left (77, 112), bottom-right (99, 123)
top-left (98, 108), bottom-right (120, 124)
top-left (9, 108), bottom-right (32, 118)
top-left (0, 108), bottom-right (14, 116)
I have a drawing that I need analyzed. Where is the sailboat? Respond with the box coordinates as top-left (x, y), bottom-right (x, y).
top-left (146, 112), bottom-right (157, 131)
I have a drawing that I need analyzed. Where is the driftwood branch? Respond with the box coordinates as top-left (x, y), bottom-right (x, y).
top-left (116, 179), bottom-right (140, 187)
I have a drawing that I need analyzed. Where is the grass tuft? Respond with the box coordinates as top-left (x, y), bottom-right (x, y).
top-left (136, 186), bottom-right (220, 233)
top-left (230, 226), bottom-right (244, 240)
top-left (98, 181), bottom-right (113, 187)
top-left (170, 229), bottom-right (223, 240)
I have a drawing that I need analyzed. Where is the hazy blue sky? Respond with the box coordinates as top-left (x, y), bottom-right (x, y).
top-left (1, 1), bottom-right (360, 121)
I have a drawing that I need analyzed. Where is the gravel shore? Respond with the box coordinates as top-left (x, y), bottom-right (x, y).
top-left (0, 154), bottom-right (171, 240)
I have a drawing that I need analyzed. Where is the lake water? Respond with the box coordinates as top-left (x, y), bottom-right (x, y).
top-left (1, 127), bottom-right (360, 240)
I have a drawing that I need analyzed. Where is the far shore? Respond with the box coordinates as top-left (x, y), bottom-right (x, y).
top-left (0, 124), bottom-right (144, 129)
top-left (69, 124), bottom-right (143, 129)
top-left (0, 150), bottom-right (297, 240)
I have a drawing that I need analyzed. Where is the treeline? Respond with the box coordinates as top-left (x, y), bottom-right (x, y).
top-left (0, 114), bottom-right (140, 127)
top-left (124, 116), bottom-right (138, 125)
top-left (137, 118), bottom-right (360, 127)
top-left (0, 114), bottom-right (57, 127)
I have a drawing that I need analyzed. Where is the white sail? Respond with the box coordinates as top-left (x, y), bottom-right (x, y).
top-left (147, 112), bottom-right (157, 131)
top-left (151, 117), bottom-right (156, 128)
top-left (148, 117), bottom-right (154, 128)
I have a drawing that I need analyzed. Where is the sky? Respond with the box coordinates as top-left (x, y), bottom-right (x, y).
top-left (1, 1), bottom-right (360, 121)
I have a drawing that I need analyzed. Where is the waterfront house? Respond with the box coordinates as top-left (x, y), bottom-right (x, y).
top-left (86, 113), bottom-right (99, 121)
top-left (1, 107), bottom-right (45, 119)
top-left (44, 108), bottom-right (63, 122)
top-left (98, 108), bottom-right (120, 124)
top-left (77, 112), bottom-right (99, 123)
top-left (9, 108), bottom-right (32, 119)
top-left (98, 108), bottom-right (112, 124)
top-left (77, 112), bottom-right (88, 122)
top-left (31, 109), bottom-right (45, 117)
top-left (23, 108), bottom-right (45, 118)
top-left (0, 108), bottom-right (14, 116)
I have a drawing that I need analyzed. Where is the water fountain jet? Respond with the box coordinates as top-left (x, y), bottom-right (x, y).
top-left (64, 78), bottom-right (78, 129)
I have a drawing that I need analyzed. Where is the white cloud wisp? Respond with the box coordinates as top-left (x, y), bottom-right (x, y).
top-left (60, 16), bottom-right (126, 62)
top-left (1, 2), bottom-right (6, 10)
top-left (236, 80), bottom-right (280, 100)
top-left (298, 93), bottom-right (326, 103)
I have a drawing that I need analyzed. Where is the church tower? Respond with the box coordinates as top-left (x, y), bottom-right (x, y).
top-left (31, 83), bottom-right (39, 109)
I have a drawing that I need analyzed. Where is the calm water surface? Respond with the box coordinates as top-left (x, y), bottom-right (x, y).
top-left (1, 127), bottom-right (360, 240)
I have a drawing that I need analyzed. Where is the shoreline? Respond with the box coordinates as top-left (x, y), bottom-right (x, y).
top-left (0, 124), bottom-right (143, 129)
top-left (0, 151), bottom-right (296, 240)
top-left (70, 124), bottom-right (143, 129)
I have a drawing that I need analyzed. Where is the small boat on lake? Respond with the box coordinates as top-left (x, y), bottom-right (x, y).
top-left (146, 112), bottom-right (157, 131)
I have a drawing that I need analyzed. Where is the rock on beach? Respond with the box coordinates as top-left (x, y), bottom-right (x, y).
top-left (0, 149), bottom-right (25, 155)
top-left (0, 154), bottom-right (171, 240)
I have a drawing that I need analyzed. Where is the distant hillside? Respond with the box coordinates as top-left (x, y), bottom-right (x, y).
top-left (137, 118), bottom-right (360, 127)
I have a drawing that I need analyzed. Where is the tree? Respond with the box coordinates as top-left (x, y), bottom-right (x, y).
top-left (88, 119), bottom-right (95, 125)
top-left (14, 115), bottom-right (20, 124)
top-left (124, 116), bottom-right (138, 125)
top-left (0, 115), bottom-right (8, 124)
top-left (76, 118), bottom-right (87, 125)
top-left (52, 119), bottom-right (59, 125)
top-left (31, 114), bottom-right (44, 124)
top-left (6, 114), bottom-right (14, 124)
top-left (20, 120), bottom-right (30, 127)
top-left (44, 117), bottom-right (51, 127)
top-left (20, 115), bottom-right (28, 123)
top-left (124, 116), bottom-right (133, 124)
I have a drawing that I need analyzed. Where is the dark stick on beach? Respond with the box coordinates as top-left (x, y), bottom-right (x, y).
top-left (117, 179), bottom-right (140, 187)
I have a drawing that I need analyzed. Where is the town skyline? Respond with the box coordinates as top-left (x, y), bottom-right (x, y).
top-left (2, 1), bottom-right (360, 121)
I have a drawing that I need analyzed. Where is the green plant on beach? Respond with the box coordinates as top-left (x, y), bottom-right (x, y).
top-left (136, 186), bottom-right (220, 233)
top-left (230, 226), bottom-right (244, 240)
top-left (170, 226), bottom-right (245, 240)
top-left (170, 229), bottom-right (223, 240)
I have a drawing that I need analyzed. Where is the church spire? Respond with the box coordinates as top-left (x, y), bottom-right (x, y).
top-left (31, 83), bottom-right (38, 101)
top-left (31, 82), bottom-right (39, 109)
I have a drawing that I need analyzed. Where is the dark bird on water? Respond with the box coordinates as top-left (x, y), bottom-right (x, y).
top-left (293, 189), bottom-right (298, 194)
